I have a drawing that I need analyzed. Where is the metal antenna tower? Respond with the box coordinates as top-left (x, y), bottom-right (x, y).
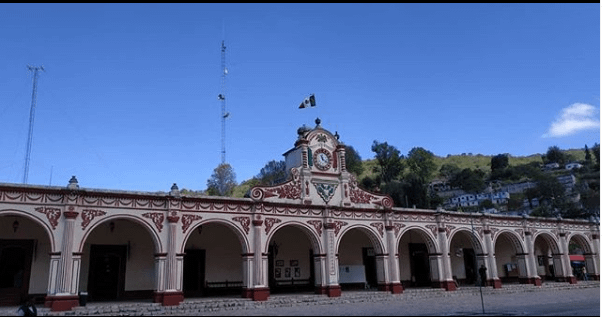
top-left (218, 40), bottom-right (229, 164)
top-left (23, 65), bottom-right (44, 184)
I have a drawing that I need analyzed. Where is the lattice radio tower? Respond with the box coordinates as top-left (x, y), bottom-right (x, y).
top-left (218, 40), bottom-right (229, 164)
top-left (23, 65), bottom-right (44, 184)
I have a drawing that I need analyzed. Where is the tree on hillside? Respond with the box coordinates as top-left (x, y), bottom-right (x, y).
top-left (439, 163), bottom-right (461, 180)
top-left (534, 174), bottom-right (565, 211)
top-left (544, 146), bottom-right (568, 167)
top-left (592, 143), bottom-right (600, 166)
top-left (257, 160), bottom-right (287, 186)
top-left (345, 145), bottom-right (364, 177)
top-left (450, 168), bottom-right (486, 193)
top-left (584, 144), bottom-right (592, 165)
top-left (491, 154), bottom-right (509, 172)
top-left (402, 172), bottom-right (429, 208)
top-left (206, 163), bottom-right (237, 196)
top-left (371, 140), bottom-right (404, 184)
top-left (406, 147), bottom-right (437, 182)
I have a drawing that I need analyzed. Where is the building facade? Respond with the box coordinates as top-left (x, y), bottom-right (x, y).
top-left (0, 120), bottom-right (599, 312)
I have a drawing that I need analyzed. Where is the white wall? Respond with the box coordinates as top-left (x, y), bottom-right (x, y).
top-left (449, 232), bottom-right (473, 280)
top-left (270, 225), bottom-right (312, 280)
top-left (338, 229), bottom-right (371, 266)
top-left (185, 223), bottom-right (243, 282)
top-left (494, 234), bottom-right (519, 278)
top-left (79, 219), bottom-right (155, 292)
top-left (397, 231), bottom-right (429, 281)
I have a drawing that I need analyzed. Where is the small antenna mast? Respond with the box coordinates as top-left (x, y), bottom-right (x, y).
top-left (23, 65), bottom-right (44, 184)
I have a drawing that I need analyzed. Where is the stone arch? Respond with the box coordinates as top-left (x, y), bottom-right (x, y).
top-left (0, 208), bottom-right (56, 252)
top-left (78, 214), bottom-right (163, 254)
top-left (181, 218), bottom-right (250, 254)
top-left (493, 230), bottom-right (526, 255)
top-left (397, 226), bottom-right (440, 254)
top-left (264, 220), bottom-right (323, 255)
top-left (448, 227), bottom-right (486, 255)
top-left (567, 232), bottom-right (593, 254)
top-left (532, 231), bottom-right (561, 254)
top-left (336, 224), bottom-right (385, 255)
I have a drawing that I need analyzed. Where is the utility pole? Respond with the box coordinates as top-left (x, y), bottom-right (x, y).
top-left (23, 65), bottom-right (44, 184)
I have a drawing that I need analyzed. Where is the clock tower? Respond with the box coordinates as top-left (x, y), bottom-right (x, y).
top-left (250, 118), bottom-right (393, 209)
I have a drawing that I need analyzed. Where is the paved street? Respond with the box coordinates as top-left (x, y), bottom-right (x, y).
top-left (198, 287), bottom-right (600, 316)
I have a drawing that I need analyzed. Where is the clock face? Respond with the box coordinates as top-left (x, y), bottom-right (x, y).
top-left (313, 149), bottom-right (332, 171)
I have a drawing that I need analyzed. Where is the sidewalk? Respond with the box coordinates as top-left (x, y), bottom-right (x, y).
top-left (1, 281), bottom-right (598, 316)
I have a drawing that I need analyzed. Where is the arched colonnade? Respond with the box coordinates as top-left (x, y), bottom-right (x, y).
top-left (0, 184), bottom-right (599, 312)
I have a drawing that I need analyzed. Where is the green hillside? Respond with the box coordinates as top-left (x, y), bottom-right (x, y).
top-left (231, 148), bottom-right (589, 198)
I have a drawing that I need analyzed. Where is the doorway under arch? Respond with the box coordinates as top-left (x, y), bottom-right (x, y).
top-left (79, 218), bottom-right (158, 302)
top-left (0, 213), bottom-right (53, 306)
top-left (266, 224), bottom-right (319, 295)
top-left (398, 228), bottom-right (438, 289)
top-left (182, 221), bottom-right (245, 298)
top-left (337, 226), bottom-right (385, 292)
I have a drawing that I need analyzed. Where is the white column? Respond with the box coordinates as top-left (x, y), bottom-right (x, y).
top-left (523, 232), bottom-right (541, 286)
top-left (56, 211), bottom-right (78, 295)
top-left (483, 230), bottom-right (501, 288)
top-left (323, 222), bottom-right (341, 297)
top-left (437, 227), bottom-right (456, 290)
top-left (558, 233), bottom-right (575, 283)
top-left (385, 225), bottom-right (402, 293)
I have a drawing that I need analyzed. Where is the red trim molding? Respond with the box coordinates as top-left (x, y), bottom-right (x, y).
top-left (252, 220), bottom-right (263, 226)
top-left (246, 287), bottom-right (270, 301)
top-left (44, 295), bottom-right (79, 312)
top-left (153, 291), bottom-right (184, 306)
top-left (519, 277), bottom-right (541, 286)
top-left (434, 280), bottom-right (457, 291)
top-left (325, 285), bottom-right (341, 297)
top-left (489, 278), bottom-right (502, 289)
top-left (64, 211), bottom-right (79, 219)
top-left (389, 282), bottom-right (403, 294)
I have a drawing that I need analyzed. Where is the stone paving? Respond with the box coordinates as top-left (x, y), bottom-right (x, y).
top-left (0, 281), bottom-right (598, 316)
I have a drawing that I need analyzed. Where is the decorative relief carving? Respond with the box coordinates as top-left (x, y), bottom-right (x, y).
top-left (232, 216), bottom-right (251, 235)
top-left (35, 206), bottom-right (61, 230)
top-left (425, 224), bottom-right (438, 237)
top-left (181, 214), bottom-right (203, 234)
top-left (445, 225), bottom-right (456, 238)
top-left (370, 222), bottom-right (384, 237)
top-left (250, 168), bottom-right (302, 201)
top-left (142, 212), bottom-right (164, 233)
top-left (347, 175), bottom-right (392, 209)
top-left (333, 221), bottom-right (348, 236)
top-left (307, 220), bottom-right (322, 236)
top-left (264, 217), bottom-right (282, 234)
top-left (515, 229), bottom-right (524, 239)
top-left (81, 209), bottom-right (106, 230)
top-left (314, 183), bottom-right (338, 203)
top-left (473, 226), bottom-right (484, 239)
top-left (393, 223), bottom-right (406, 237)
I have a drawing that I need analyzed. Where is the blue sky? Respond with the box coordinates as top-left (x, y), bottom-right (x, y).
top-left (0, 3), bottom-right (599, 192)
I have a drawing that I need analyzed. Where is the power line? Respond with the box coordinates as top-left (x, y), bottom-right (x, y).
top-left (23, 65), bottom-right (44, 184)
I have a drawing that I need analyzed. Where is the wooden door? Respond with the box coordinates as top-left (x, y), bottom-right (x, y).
top-left (0, 240), bottom-right (34, 306)
top-left (88, 245), bottom-right (127, 301)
